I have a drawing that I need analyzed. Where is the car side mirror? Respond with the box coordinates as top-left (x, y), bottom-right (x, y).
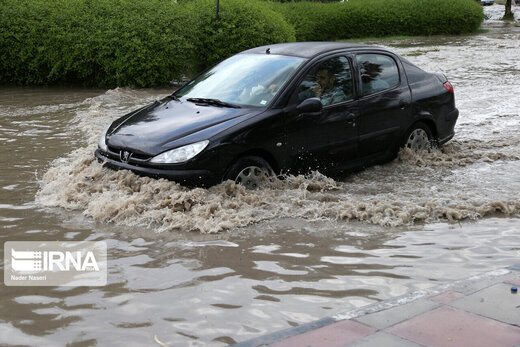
top-left (296, 97), bottom-right (323, 114)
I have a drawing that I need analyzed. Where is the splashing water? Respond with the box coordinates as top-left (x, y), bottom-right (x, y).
top-left (36, 25), bottom-right (520, 233)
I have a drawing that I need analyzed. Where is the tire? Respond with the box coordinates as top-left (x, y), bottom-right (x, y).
top-left (401, 122), bottom-right (434, 152)
top-left (224, 156), bottom-right (274, 189)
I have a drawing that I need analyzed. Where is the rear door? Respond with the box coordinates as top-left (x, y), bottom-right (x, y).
top-left (282, 55), bottom-right (359, 175)
top-left (354, 52), bottom-right (412, 159)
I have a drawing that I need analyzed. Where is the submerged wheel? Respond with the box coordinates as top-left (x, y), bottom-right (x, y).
top-left (224, 156), bottom-right (274, 189)
top-left (402, 122), bottom-right (434, 152)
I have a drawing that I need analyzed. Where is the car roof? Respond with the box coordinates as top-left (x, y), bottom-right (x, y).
top-left (241, 42), bottom-right (378, 59)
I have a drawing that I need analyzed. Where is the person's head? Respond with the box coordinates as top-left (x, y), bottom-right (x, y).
top-left (315, 68), bottom-right (335, 91)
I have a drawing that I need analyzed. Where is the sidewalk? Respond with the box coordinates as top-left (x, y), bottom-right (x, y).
top-left (235, 264), bottom-right (520, 347)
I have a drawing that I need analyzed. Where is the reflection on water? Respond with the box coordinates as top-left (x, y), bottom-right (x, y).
top-left (1, 217), bottom-right (519, 345)
top-left (1, 17), bottom-right (520, 345)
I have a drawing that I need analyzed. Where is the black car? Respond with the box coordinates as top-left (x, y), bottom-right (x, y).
top-left (95, 42), bottom-right (458, 188)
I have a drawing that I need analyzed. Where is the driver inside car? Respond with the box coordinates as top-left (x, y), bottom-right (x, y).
top-left (298, 60), bottom-right (347, 106)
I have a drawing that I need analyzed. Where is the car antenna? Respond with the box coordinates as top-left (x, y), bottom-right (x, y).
top-left (266, 48), bottom-right (271, 54)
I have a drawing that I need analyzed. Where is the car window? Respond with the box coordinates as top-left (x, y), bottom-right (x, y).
top-left (175, 54), bottom-right (305, 107)
top-left (356, 54), bottom-right (399, 96)
top-left (297, 56), bottom-right (353, 107)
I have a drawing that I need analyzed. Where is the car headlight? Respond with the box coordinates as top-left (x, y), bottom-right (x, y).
top-left (150, 140), bottom-right (209, 164)
top-left (98, 126), bottom-right (109, 152)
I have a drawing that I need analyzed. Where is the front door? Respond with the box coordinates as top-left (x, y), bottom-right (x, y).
top-left (283, 55), bottom-right (359, 175)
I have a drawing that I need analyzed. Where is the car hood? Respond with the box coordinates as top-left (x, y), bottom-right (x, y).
top-left (106, 98), bottom-right (255, 156)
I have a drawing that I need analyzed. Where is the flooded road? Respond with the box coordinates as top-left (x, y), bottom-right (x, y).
top-left (1, 11), bottom-right (520, 346)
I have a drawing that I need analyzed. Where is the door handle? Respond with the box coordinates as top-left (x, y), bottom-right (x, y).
top-left (399, 100), bottom-right (410, 109)
top-left (345, 113), bottom-right (356, 126)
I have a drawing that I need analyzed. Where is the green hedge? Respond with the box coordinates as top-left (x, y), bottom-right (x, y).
top-left (0, 0), bottom-right (197, 87)
top-left (267, 1), bottom-right (341, 42)
top-left (268, 0), bottom-right (483, 41)
top-left (0, 0), bottom-right (482, 88)
top-left (0, 0), bottom-right (295, 87)
top-left (184, 0), bottom-right (296, 72)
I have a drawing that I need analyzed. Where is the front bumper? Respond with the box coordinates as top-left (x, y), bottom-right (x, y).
top-left (94, 149), bottom-right (218, 187)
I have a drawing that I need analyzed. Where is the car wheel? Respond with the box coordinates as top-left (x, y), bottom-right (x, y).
top-left (224, 156), bottom-right (274, 189)
top-left (402, 122), bottom-right (434, 152)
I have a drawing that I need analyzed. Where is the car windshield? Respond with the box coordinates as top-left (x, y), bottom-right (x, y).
top-left (175, 54), bottom-right (306, 107)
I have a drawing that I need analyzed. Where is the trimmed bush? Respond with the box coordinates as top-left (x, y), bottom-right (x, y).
top-left (268, 2), bottom-right (341, 41)
top-left (183, 0), bottom-right (296, 72)
top-left (0, 0), bottom-right (195, 87)
top-left (0, 0), bottom-right (482, 87)
top-left (268, 0), bottom-right (483, 41)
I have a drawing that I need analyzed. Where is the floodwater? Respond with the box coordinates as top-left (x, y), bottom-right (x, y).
top-left (1, 9), bottom-right (519, 346)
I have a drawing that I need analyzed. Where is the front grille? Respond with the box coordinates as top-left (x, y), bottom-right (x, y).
top-left (107, 146), bottom-right (152, 161)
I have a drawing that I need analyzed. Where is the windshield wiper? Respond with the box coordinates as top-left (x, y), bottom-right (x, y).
top-left (186, 98), bottom-right (241, 108)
